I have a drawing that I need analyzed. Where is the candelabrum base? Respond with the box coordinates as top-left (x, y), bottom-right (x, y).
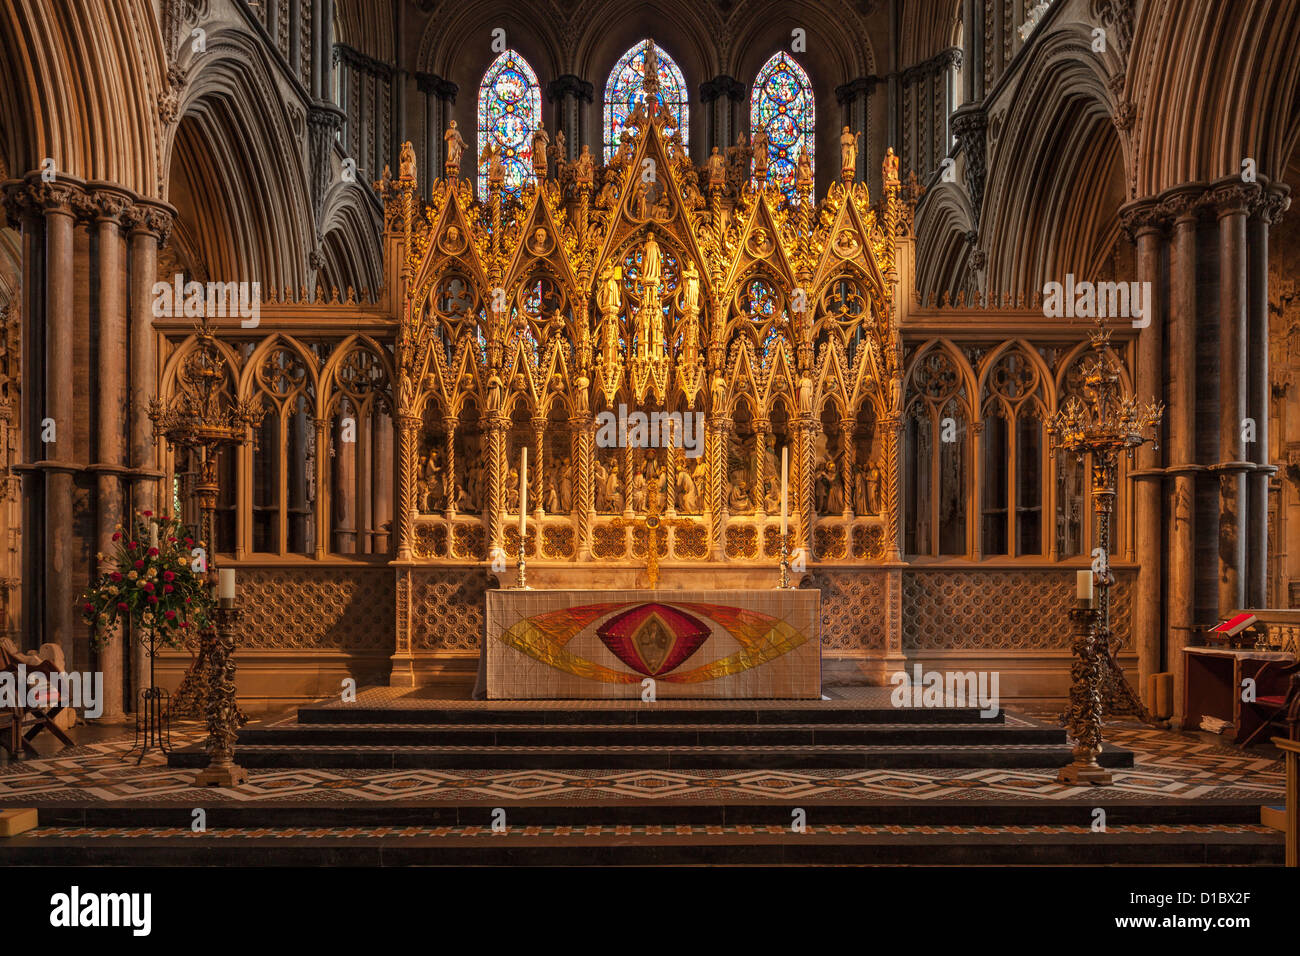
top-left (194, 762), bottom-right (249, 788)
top-left (1056, 760), bottom-right (1113, 786)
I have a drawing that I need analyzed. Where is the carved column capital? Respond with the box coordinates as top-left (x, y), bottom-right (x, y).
top-left (1210, 179), bottom-right (1257, 218)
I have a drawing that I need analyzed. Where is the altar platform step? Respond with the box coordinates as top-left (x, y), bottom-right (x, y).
top-left (167, 741), bottom-right (1134, 771)
top-left (222, 721), bottom-right (1065, 748)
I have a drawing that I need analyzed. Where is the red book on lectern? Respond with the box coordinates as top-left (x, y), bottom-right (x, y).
top-left (1211, 613), bottom-right (1257, 637)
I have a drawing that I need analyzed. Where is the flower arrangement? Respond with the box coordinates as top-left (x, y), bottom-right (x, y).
top-left (78, 509), bottom-right (215, 650)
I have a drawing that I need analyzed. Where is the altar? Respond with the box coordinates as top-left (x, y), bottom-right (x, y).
top-left (484, 589), bottom-right (821, 699)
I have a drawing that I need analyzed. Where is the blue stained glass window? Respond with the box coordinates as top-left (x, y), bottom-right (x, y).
top-left (750, 52), bottom-right (814, 202)
top-left (603, 40), bottom-right (689, 163)
top-left (477, 50), bottom-right (542, 200)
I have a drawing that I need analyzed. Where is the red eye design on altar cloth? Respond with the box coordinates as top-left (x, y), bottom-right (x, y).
top-left (595, 603), bottom-right (711, 676)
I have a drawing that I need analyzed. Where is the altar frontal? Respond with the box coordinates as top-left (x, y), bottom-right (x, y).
top-left (486, 589), bottom-right (821, 698)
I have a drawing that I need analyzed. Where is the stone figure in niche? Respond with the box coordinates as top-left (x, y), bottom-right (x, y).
top-left (558, 457), bottom-right (573, 512)
top-left (575, 145), bottom-right (594, 185)
top-left (706, 147), bottom-right (726, 188)
top-left (546, 478), bottom-right (559, 514)
top-left (480, 142), bottom-right (504, 186)
top-left (506, 466), bottom-right (520, 512)
top-left (729, 477), bottom-right (756, 515)
top-left (594, 459), bottom-right (608, 512)
top-left (866, 463), bottom-right (881, 515)
top-left (727, 133), bottom-right (751, 185)
top-left (677, 466), bottom-right (700, 514)
top-left (630, 466), bottom-right (649, 511)
top-left (798, 373), bottom-right (814, 416)
top-left (420, 447), bottom-right (445, 512)
top-left (854, 463), bottom-right (868, 516)
top-left (815, 459), bottom-right (844, 514)
top-left (763, 474), bottom-right (781, 513)
top-left (444, 121), bottom-right (468, 167)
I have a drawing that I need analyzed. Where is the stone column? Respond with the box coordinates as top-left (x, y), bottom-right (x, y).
top-left (1161, 187), bottom-right (1202, 728)
top-left (442, 415), bottom-right (458, 518)
top-left (486, 416), bottom-right (506, 554)
top-left (373, 408), bottom-right (393, 553)
top-left (546, 75), bottom-right (593, 162)
top-left (1246, 187), bottom-right (1289, 605)
top-left (840, 420), bottom-right (856, 519)
top-left (90, 187), bottom-right (132, 719)
top-left (394, 412), bottom-right (420, 561)
top-left (532, 415), bottom-right (546, 521)
top-left (574, 416), bottom-right (594, 560)
top-left (1214, 181), bottom-right (1252, 616)
top-left (753, 419), bottom-right (769, 520)
top-left (355, 406), bottom-right (373, 552)
top-left (416, 72), bottom-right (458, 194)
top-left (334, 411), bottom-right (356, 553)
top-left (40, 179), bottom-right (81, 662)
top-left (1122, 199), bottom-right (1167, 698)
top-left (126, 203), bottom-right (172, 521)
top-left (699, 76), bottom-right (744, 158)
top-left (835, 78), bottom-right (874, 186)
top-left (313, 418), bottom-right (330, 558)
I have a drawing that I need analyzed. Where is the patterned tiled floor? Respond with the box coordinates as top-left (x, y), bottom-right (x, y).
top-left (0, 721), bottom-right (1283, 804)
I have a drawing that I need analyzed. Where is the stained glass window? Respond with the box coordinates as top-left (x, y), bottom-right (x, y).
top-left (477, 50), bottom-right (542, 200)
top-left (750, 52), bottom-right (814, 202)
top-left (603, 40), bottom-right (689, 163)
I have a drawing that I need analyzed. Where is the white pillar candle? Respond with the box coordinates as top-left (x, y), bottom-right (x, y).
top-left (218, 568), bottom-right (237, 601)
top-left (780, 445), bottom-right (789, 539)
top-left (149, 521), bottom-right (159, 549)
top-left (1076, 569), bottom-right (1094, 604)
top-left (518, 447), bottom-right (528, 540)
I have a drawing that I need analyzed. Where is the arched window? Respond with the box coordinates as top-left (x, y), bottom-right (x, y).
top-left (750, 52), bottom-right (814, 201)
top-left (604, 40), bottom-right (689, 163)
top-left (905, 344), bottom-right (971, 556)
top-left (979, 348), bottom-right (1047, 557)
top-left (477, 49), bottom-right (542, 199)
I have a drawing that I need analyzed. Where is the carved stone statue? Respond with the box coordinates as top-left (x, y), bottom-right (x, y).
top-left (681, 260), bottom-right (701, 315)
top-left (399, 140), bottom-right (417, 182)
top-left (575, 144), bottom-right (594, 185)
top-left (642, 231), bottom-right (662, 287)
top-left (480, 142), bottom-right (504, 186)
top-left (706, 146), bottom-right (726, 188)
top-left (551, 129), bottom-right (566, 171)
top-left (796, 146), bottom-right (812, 190)
top-left (444, 121), bottom-right (468, 167)
top-left (884, 146), bottom-right (900, 185)
top-left (532, 123), bottom-right (550, 178)
top-left (752, 127), bottom-right (770, 176)
top-left (840, 126), bottom-right (861, 178)
top-left (866, 463), bottom-right (881, 515)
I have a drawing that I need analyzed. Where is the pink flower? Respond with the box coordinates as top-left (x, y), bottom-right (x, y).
top-left (83, 602), bottom-right (94, 612)
top-left (112, 532), bottom-right (121, 541)
top-left (163, 570), bottom-right (175, 582)
top-left (116, 602), bottom-right (128, 612)
top-left (142, 581), bottom-right (154, 592)
top-left (147, 547), bottom-right (159, 557)
top-left (128, 541), bottom-right (138, 550)
top-left (163, 584), bottom-right (174, 594)
top-left (110, 572), bottom-right (123, 583)
top-left (163, 610), bottom-right (176, 621)
top-left (142, 510), bottom-right (153, 517)
top-left (134, 559), bottom-right (145, 570)
top-left (147, 595), bottom-right (158, 605)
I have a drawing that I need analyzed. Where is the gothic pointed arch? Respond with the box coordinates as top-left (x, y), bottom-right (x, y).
top-left (477, 49), bottom-right (543, 199)
top-left (603, 40), bottom-right (689, 163)
top-left (750, 51), bottom-right (814, 202)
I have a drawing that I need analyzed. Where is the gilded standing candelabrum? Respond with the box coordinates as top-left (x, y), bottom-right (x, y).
top-left (148, 316), bottom-right (263, 787)
top-left (1049, 318), bottom-right (1163, 784)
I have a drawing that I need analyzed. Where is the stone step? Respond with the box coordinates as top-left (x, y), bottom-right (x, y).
top-left (234, 722), bottom-right (1063, 747)
top-left (166, 741), bottom-right (1135, 771)
top-left (27, 799), bottom-right (1266, 829)
top-left (295, 703), bottom-right (1003, 726)
top-left (0, 822), bottom-right (1279, 866)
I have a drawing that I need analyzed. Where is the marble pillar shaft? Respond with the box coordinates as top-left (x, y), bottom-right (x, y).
top-left (1217, 193), bottom-right (1249, 615)
top-left (43, 193), bottom-right (76, 658)
top-left (1132, 218), bottom-right (1164, 696)
top-left (94, 201), bottom-right (128, 719)
top-left (1246, 207), bottom-right (1271, 607)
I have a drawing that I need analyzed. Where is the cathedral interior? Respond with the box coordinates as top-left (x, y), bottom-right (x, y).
top-left (0, 0), bottom-right (1298, 880)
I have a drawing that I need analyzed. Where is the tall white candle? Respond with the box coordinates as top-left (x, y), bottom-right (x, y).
top-left (150, 521), bottom-right (159, 549)
top-left (518, 447), bottom-right (528, 540)
top-left (1076, 569), bottom-right (1094, 605)
top-left (218, 568), bottom-right (236, 601)
top-left (780, 445), bottom-right (789, 538)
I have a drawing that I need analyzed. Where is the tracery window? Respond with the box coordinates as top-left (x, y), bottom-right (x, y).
top-left (750, 52), bottom-right (814, 201)
top-left (979, 349), bottom-right (1047, 557)
top-left (603, 40), bottom-right (689, 163)
top-left (477, 49), bottom-right (542, 199)
top-left (905, 345), bottom-right (970, 556)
